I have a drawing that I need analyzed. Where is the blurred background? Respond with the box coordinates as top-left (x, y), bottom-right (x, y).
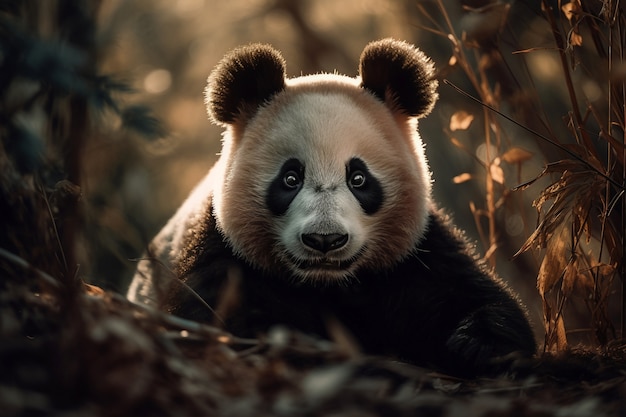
top-left (88, 0), bottom-right (548, 311)
top-left (5, 0), bottom-right (623, 346)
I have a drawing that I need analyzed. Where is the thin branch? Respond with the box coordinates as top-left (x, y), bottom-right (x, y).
top-left (0, 247), bottom-right (60, 289)
top-left (541, 0), bottom-right (597, 154)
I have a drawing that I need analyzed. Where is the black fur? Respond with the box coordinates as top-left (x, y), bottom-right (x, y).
top-left (167, 207), bottom-right (536, 378)
top-left (359, 39), bottom-right (438, 117)
top-left (346, 158), bottom-right (384, 215)
top-left (266, 158), bottom-right (305, 216)
top-left (206, 44), bottom-right (286, 125)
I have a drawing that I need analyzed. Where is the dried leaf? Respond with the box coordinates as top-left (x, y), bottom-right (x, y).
top-left (538, 226), bottom-right (570, 351)
top-left (560, 255), bottom-right (579, 297)
top-left (562, 1), bottom-right (583, 47)
top-left (541, 298), bottom-right (567, 352)
top-left (537, 227), bottom-right (569, 300)
top-left (516, 158), bottom-right (605, 255)
top-left (453, 173), bottom-right (472, 184)
top-left (589, 262), bottom-right (616, 277)
top-left (516, 152), bottom-right (612, 351)
top-left (450, 137), bottom-right (468, 151)
top-left (569, 31), bottom-right (583, 47)
top-left (561, 0), bottom-right (581, 23)
top-left (450, 110), bottom-right (474, 131)
top-left (553, 314), bottom-right (568, 351)
top-left (502, 147), bottom-right (533, 164)
top-left (489, 157), bottom-right (504, 184)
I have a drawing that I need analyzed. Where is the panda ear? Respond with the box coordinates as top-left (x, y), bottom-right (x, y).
top-left (206, 44), bottom-right (286, 126)
top-left (359, 39), bottom-right (438, 118)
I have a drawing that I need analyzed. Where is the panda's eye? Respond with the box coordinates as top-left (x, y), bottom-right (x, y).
top-left (349, 171), bottom-right (366, 188)
top-left (268, 158), bottom-right (304, 216)
top-left (283, 171), bottom-right (301, 189)
top-left (346, 158), bottom-right (383, 214)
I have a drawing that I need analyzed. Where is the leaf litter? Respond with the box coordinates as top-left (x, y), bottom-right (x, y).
top-left (1, 264), bottom-right (626, 416)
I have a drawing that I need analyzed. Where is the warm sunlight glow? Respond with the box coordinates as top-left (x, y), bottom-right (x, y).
top-left (144, 69), bottom-right (172, 94)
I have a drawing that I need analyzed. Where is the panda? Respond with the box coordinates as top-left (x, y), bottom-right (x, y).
top-left (128, 38), bottom-right (536, 377)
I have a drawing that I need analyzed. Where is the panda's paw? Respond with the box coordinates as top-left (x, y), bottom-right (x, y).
top-left (445, 305), bottom-right (535, 377)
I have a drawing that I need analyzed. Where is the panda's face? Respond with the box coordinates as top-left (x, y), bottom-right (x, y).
top-left (214, 76), bottom-right (432, 284)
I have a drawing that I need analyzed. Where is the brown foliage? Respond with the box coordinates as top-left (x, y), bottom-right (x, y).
top-left (419, 0), bottom-right (625, 349)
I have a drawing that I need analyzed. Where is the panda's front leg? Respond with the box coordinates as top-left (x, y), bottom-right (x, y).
top-left (444, 303), bottom-right (537, 377)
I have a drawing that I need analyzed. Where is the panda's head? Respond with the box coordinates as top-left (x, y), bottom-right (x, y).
top-left (205, 39), bottom-right (438, 285)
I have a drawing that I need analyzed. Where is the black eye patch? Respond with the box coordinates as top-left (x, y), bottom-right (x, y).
top-left (346, 158), bottom-right (384, 215)
top-left (267, 158), bottom-right (305, 216)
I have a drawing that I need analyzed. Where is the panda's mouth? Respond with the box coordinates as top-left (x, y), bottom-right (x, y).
top-left (292, 256), bottom-right (357, 271)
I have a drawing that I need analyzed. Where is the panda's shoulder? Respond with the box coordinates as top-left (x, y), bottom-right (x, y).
top-left (151, 168), bottom-right (224, 268)
top-left (405, 206), bottom-right (487, 277)
top-left (417, 206), bottom-right (472, 251)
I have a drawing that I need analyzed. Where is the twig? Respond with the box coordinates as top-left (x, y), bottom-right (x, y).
top-left (37, 180), bottom-right (67, 273)
top-left (132, 256), bottom-right (227, 327)
top-left (541, 0), bottom-right (597, 155)
top-left (0, 247), bottom-right (60, 289)
top-left (106, 290), bottom-right (257, 346)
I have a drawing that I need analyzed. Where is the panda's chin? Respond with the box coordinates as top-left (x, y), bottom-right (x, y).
top-left (286, 255), bottom-right (359, 284)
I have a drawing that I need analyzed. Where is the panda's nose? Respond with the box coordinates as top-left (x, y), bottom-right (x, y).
top-left (301, 233), bottom-right (348, 254)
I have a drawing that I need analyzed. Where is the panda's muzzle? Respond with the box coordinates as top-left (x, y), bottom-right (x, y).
top-left (284, 233), bottom-right (354, 272)
top-left (293, 233), bottom-right (357, 272)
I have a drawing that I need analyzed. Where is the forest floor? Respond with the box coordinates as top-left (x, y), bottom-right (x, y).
top-left (2, 274), bottom-right (626, 417)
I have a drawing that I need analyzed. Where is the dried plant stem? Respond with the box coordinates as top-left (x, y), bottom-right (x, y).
top-left (541, 0), bottom-right (596, 154)
top-left (613, 1), bottom-right (626, 341)
top-left (616, 154), bottom-right (625, 329)
top-left (483, 107), bottom-right (498, 267)
top-left (594, 0), bottom-right (626, 340)
top-left (433, 0), bottom-right (501, 265)
top-left (38, 180), bottom-right (68, 273)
